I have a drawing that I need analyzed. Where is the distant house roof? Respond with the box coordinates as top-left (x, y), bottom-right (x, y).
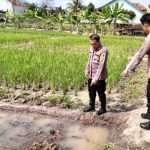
top-left (100, 0), bottom-right (147, 12)
top-left (8, 0), bottom-right (31, 7)
top-left (132, 3), bottom-right (147, 11)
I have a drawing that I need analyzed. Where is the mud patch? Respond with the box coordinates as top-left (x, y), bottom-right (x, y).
top-left (0, 111), bottom-right (63, 149)
top-left (59, 125), bottom-right (108, 150)
top-left (0, 110), bottom-right (108, 150)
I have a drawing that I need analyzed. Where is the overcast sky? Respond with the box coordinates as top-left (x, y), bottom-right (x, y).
top-left (23, 0), bottom-right (150, 8)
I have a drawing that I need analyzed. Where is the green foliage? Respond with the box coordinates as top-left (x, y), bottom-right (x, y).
top-left (101, 3), bottom-right (130, 35)
top-left (48, 95), bottom-right (59, 105)
top-left (67, 0), bottom-right (83, 14)
top-left (59, 95), bottom-right (73, 108)
top-left (102, 143), bottom-right (117, 150)
top-left (123, 10), bottom-right (136, 20)
top-left (1, 1), bottom-right (136, 34)
top-left (101, 3), bottom-right (130, 24)
top-left (87, 2), bottom-right (95, 13)
top-left (48, 95), bottom-right (74, 108)
top-left (0, 29), bottom-right (143, 95)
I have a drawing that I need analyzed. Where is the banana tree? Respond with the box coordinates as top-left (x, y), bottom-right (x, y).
top-left (24, 9), bottom-right (37, 20)
top-left (67, 0), bottom-right (83, 33)
top-left (66, 12), bottom-right (77, 32)
top-left (101, 3), bottom-right (130, 35)
top-left (28, 8), bottom-right (55, 30)
top-left (80, 9), bottom-right (89, 33)
top-left (81, 7), bottom-right (104, 34)
top-left (40, 11), bottom-right (55, 30)
top-left (56, 12), bottom-right (65, 31)
top-left (88, 11), bottom-right (101, 34)
top-left (75, 11), bottom-right (82, 33)
top-left (13, 14), bottom-right (25, 28)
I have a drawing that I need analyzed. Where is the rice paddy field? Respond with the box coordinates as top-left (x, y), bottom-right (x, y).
top-left (0, 29), bottom-right (143, 95)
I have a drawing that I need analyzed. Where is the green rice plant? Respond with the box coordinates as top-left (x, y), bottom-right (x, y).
top-left (0, 28), bottom-right (143, 96)
top-left (48, 95), bottom-right (59, 105)
top-left (59, 95), bottom-right (73, 108)
top-left (101, 143), bottom-right (117, 150)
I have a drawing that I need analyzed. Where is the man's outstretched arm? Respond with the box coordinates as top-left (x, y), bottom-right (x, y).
top-left (122, 37), bottom-right (150, 77)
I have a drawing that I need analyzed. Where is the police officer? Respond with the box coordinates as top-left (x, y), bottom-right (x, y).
top-left (83, 34), bottom-right (108, 115)
top-left (122, 14), bottom-right (150, 130)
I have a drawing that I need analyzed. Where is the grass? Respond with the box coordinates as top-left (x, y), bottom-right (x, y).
top-left (101, 143), bottom-right (117, 150)
top-left (48, 95), bottom-right (80, 108)
top-left (0, 28), bottom-right (143, 95)
top-left (118, 62), bottom-right (147, 103)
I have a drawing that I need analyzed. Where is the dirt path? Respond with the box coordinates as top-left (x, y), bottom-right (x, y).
top-left (0, 102), bottom-right (127, 127)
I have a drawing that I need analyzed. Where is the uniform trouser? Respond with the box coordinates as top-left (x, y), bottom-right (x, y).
top-left (88, 79), bottom-right (106, 109)
top-left (147, 79), bottom-right (150, 113)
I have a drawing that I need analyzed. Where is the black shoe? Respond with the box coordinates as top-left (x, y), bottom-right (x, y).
top-left (96, 108), bottom-right (107, 115)
top-left (141, 113), bottom-right (150, 119)
top-left (140, 121), bottom-right (150, 130)
top-left (83, 106), bottom-right (95, 112)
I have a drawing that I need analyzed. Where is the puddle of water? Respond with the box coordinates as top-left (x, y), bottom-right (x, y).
top-left (0, 111), bottom-right (108, 150)
top-left (0, 111), bottom-right (59, 150)
top-left (59, 125), bottom-right (108, 150)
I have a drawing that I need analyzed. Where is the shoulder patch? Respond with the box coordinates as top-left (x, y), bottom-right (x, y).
top-left (100, 52), bottom-right (106, 62)
top-left (95, 51), bottom-right (101, 56)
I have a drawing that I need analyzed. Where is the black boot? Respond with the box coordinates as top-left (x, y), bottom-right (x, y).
top-left (141, 112), bottom-right (150, 119)
top-left (96, 102), bottom-right (107, 115)
top-left (84, 79), bottom-right (96, 112)
top-left (96, 80), bottom-right (107, 116)
top-left (83, 105), bottom-right (95, 112)
top-left (96, 108), bottom-right (107, 115)
top-left (144, 80), bottom-right (150, 119)
top-left (140, 121), bottom-right (150, 130)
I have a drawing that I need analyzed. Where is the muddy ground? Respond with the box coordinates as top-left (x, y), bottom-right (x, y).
top-left (0, 110), bottom-right (109, 150)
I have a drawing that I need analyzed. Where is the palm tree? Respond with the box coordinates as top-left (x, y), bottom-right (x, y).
top-left (67, 0), bottom-right (83, 14)
top-left (101, 3), bottom-right (130, 35)
top-left (67, 0), bottom-right (83, 33)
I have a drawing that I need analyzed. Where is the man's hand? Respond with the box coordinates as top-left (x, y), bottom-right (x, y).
top-left (121, 70), bottom-right (129, 77)
top-left (91, 80), bottom-right (97, 86)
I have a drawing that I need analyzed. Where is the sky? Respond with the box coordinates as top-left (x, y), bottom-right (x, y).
top-left (55, 0), bottom-right (150, 8)
top-left (22, 0), bottom-right (150, 9)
